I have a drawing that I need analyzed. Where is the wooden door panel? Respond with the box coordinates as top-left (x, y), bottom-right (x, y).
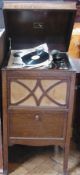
top-left (9, 111), bottom-right (67, 139)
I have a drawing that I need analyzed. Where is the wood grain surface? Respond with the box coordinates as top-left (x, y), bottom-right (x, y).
top-left (3, 1), bottom-right (76, 10)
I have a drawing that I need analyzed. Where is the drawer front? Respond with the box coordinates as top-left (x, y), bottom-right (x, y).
top-left (8, 78), bottom-right (68, 108)
top-left (9, 111), bottom-right (67, 139)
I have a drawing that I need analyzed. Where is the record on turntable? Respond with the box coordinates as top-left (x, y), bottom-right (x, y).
top-left (21, 50), bottom-right (49, 66)
top-left (7, 43), bottom-right (51, 68)
top-left (7, 43), bottom-right (71, 69)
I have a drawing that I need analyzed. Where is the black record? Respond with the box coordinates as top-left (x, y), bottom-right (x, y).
top-left (21, 50), bottom-right (49, 65)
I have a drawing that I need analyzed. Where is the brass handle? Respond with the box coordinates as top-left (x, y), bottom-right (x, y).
top-left (35, 115), bottom-right (40, 121)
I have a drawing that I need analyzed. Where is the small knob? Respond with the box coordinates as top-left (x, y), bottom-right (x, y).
top-left (35, 115), bottom-right (40, 121)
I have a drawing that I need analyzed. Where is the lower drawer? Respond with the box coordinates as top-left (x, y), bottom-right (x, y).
top-left (9, 111), bottom-right (67, 139)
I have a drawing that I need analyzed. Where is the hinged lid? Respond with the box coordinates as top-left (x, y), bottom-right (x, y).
top-left (3, 1), bottom-right (76, 51)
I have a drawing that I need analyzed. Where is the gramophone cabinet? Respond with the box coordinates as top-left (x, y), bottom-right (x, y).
top-left (2, 1), bottom-right (76, 175)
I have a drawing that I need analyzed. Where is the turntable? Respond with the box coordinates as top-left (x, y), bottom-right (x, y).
top-left (8, 43), bottom-right (71, 69)
top-left (7, 43), bottom-right (51, 68)
top-left (2, 1), bottom-right (76, 175)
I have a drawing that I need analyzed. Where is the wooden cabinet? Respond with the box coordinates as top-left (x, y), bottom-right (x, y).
top-left (2, 69), bottom-right (76, 175)
top-left (2, 1), bottom-right (76, 175)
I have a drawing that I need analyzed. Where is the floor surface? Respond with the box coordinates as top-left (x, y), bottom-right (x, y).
top-left (8, 143), bottom-right (80, 175)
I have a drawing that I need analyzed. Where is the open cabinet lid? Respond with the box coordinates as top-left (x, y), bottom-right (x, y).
top-left (3, 1), bottom-right (76, 51)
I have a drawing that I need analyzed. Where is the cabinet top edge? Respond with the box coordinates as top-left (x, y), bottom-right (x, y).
top-left (3, 1), bottom-right (76, 10)
top-left (1, 67), bottom-right (76, 74)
